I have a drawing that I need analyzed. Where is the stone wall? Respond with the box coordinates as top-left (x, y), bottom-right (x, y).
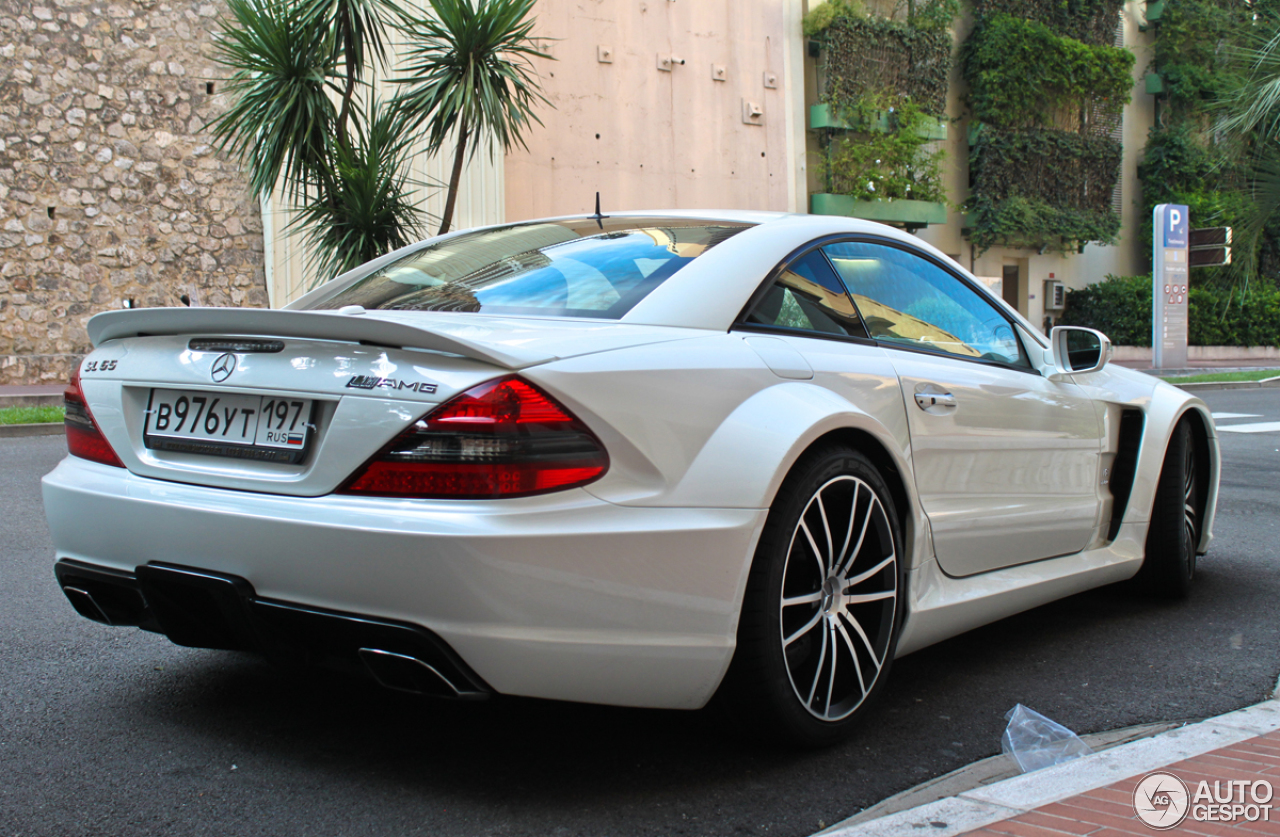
top-left (0, 0), bottom-right (268, 386)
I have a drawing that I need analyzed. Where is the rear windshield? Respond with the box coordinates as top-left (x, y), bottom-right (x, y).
top-left (303, 217), bottom-right (751, 318)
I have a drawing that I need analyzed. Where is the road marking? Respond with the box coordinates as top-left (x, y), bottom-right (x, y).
top-left (1211, 412), bottom-right (1261, 420)
top-left (1217, 422), bottom-right (1280, 434)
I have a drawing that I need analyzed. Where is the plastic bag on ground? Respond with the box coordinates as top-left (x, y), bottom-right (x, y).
top-left (1000, 703), bottom-right (1094, 773)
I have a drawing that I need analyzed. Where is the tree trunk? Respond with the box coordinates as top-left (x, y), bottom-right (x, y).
top-left (438, 121), bottom-right (470, 236)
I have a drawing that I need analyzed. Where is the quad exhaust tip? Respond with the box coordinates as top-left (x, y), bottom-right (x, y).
top-left (358, 647), bottom-right (464, 698)
top-left (62, 586), bottom-right (114, 626)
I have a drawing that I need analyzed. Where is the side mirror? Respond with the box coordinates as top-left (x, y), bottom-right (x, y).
top-left (1049, 326), bottom-right (1112, 378)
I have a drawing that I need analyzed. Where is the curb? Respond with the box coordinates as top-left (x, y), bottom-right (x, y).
top-left (1171, 376), bottom-right (1280, 392)
top-left (0, 423), bottom-right (64, 438)
top-left (0, 394), bottom-right (63, 409)
top-left (816, 697), bottom-right (1280, 837)
top-left (820, 721), bottom-right (1180, 832)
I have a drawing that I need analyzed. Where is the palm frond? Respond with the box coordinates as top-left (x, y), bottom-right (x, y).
top-left (207, 0), bottom-right (340, 201)
top-left (1220, 9), bottom-right (1280, 141)
top-left (391, 0), bottom-right (552, 157)
top-left (290, 102), bottom-right (434, 285)
top-left (298, 0), bottom-right (395, 74)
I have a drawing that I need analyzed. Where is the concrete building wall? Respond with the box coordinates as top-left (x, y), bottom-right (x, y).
top-left (0, 0), bottom-right (270, 386)
top-left (503, 0), bottom-right (809, 221)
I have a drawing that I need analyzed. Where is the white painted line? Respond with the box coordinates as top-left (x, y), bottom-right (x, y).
top-left (1218, 422), bottom-right (1280, 434)
top-left (1211, 412), bottom-right (1261, 420)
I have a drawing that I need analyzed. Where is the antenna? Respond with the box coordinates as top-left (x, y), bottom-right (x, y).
top-left (592, 191), bottom-right (608, 229)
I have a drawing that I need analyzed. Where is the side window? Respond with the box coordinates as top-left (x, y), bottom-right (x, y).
top-left (745, 249), bottom-right (868, 339)
top-left (823, 241), bottom-right (1027, 367)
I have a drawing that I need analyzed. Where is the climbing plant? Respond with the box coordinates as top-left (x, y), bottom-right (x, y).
top-left (1150, 0), bottom-right (1246, 120)
top-left (822, 97), bottom-right (948, 202)
top-left (1139, 0), bottom-right (1280, 285)
top-left (817, 13), bottom-right (953, 115)
top-left (970, 0), bottom-right (1124, 46)
top-left (806, 0), bottom-right (958, 218)
top-left (961, 4), bottom-right (1131, 253)
top-left (967, 126), bottom-right (1122, 252)
top-left (963, 14), bottom-right (1133, 133)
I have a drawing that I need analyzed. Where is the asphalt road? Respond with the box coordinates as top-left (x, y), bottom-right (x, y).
top-left (3, 388), bottom-right (1278, 837)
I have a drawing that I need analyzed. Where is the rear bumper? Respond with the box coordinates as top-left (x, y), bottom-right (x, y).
top-left (55, 558), bottom-right (492, 698)
top-left (42, 456), bottom-right (766, 709)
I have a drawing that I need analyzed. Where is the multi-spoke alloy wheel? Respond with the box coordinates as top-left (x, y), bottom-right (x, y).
top-left (780, 475), bottom-right (897, 722)
top-left (1182, 438), bottom-right (1198, 567)
top-left (1135, 419), bottom-right (1201, 599)
top-left (716, 446), bottom-right (902, 747)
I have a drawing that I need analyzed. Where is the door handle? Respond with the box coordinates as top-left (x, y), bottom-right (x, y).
top-left (914, 391), bottom-right (957, 411)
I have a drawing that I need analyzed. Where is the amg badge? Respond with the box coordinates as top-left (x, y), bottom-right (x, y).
top-left (345, 375), bottom-right (438, 394)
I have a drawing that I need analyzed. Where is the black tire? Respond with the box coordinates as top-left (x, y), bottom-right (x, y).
top-left (1133, 419), bottom-right (1202, 598)
top-left (715, 446), bottom-right (903, 748)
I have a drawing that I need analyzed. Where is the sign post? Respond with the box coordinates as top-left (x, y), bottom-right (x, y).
top-left (1153, 204), bottom-right (1189, 369)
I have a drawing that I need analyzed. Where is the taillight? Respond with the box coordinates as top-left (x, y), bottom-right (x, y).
top-left (64, 365), bottom-right (125, 468)
top-left (339, 376), bottom-right (609, 499)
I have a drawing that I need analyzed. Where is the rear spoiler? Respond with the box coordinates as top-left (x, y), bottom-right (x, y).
top-left (87, 307), bottom-right (549, 369)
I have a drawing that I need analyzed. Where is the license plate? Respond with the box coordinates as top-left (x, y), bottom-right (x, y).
top-left (144, 389), bottom-right (314, 464)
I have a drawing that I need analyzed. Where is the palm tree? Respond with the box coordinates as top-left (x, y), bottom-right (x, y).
top-left (292, 101), bottom-right (427, 280)
top-left (208, 0), bottom-right (427, 284)
top-left (1218, 9), bottom-right (1280, 282)
top-left (394, 0), bottom-right (551, 235)
top-left (208, 0), bottom-right (550, 282)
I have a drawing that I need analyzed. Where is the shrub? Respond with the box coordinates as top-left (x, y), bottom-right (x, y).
top-left (1058, 274), bottom-right (1280, 347)
top-left (1057, 275), bottom-right (1154, 346)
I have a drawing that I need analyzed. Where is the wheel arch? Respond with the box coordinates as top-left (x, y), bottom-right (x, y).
top-left (1125, 393), bottom-right (1220, 555)
top-left (1177, 403), bottom-right (1219, 554)
top-left (780, 427), bottom-right (916, 568)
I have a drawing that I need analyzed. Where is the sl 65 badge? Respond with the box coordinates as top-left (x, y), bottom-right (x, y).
top-left (345, 375), bottom-right (438, 394)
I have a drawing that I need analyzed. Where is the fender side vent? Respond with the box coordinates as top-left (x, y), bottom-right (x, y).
top-left (1107, 409), bottom-right (1145, 541)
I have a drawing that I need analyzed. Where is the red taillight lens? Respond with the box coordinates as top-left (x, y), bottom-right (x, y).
top-left (339, 376), bottom-right (609, 499)
top-left (64, 366), bottom-right (125, 468)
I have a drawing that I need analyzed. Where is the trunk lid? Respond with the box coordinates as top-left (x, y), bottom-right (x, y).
top-left (88, 307), bottom-right (696, 369)
top-left (78, 308), bottom-right (699, 496)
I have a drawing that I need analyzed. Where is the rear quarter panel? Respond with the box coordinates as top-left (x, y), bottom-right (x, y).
top-left (524, 332), bottom-right (919, 554)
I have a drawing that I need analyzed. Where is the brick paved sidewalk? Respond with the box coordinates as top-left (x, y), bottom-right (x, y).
top-left (959, 729), bottom-right (1280, 836)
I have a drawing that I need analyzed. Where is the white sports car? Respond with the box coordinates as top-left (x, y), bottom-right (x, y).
top-left (43, 211), bottom-right (1219, 745)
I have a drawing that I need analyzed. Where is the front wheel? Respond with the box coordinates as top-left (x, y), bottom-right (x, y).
top-left (1133, 419), bottom-right (1201, 598)
top-left (717, 446), bottom-right (902, 747)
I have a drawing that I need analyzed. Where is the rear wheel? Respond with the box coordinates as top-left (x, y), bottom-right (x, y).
top-left (1134, 420), bottom-right (1201, 598)
top-left (717, 446), bottom-right (902, 747)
